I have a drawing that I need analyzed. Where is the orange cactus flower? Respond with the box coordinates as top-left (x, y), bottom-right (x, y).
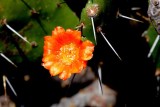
top-left (42, 26), bottom-right (94, 80)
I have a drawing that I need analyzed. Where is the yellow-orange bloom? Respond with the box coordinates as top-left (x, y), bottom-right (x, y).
top-left (42, 26), bottom-right (94, 80)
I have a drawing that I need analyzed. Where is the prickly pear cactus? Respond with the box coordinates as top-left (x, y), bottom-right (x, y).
top-left (0, 0), bottom-right (108, 64)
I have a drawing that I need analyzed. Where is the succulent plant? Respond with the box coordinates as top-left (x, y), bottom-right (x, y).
top-left (0, 0), bottom-right (159, 106)
top-left (0, 0), bottom-right (111, 63)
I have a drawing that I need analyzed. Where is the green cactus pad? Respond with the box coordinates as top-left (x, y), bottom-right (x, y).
top-left (0, 0), bottom-right (80, 63)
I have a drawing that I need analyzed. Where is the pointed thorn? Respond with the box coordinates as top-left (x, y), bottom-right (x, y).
top-left (91, 17), bottom-right (97, 44)
top-left (148, 35), bottom-right (160, 58)
top-left (75, 23), bottom-right (85, 30)
top-left (131, 7), bottom-right (141, 11)
top-left (5, 76), bottom-right (17, 96)
top-left (98, 66), bottom-right (103, 95)
top-left (0, 53), bottom-right (18, 68)
top-left (5, 24), bottom-right (31, 45)
top-left (118, 13), bottom-right (143, 23)
top-left (97, 27), bottom-right (122, 60)
top-left (1, 19), bottom-right (31, 45)
top-left (3, 75), bottom-right (7, 96)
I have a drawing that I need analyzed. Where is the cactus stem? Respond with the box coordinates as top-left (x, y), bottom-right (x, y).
top-left (0, 52), bottom-right (18, 68)
top-left (91, 17), bottom-right (97, 44)
top-left (97, 26), bottom-right (122, 61)
top-left (148, 35), bottom-right (160, 58)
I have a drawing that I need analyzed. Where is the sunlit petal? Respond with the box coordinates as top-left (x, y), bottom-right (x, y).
top-left (52, 26), bottom-right (65, 37)
top-left (49, 62), bottom-right (64, 76)
top-left (80, 40), bottom-right (94, 60)
top-left (42, 61), bottom-right (54, 69)
top-left (59, 71), bottom-right (71, 80)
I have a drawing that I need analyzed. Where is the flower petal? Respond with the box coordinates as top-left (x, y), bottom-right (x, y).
top-left (42, 61), bottom-right (54, 69)
top-left (59, 70), bottom-right (71, 80)
top-left (52, 26), bottom-right (65, 37)
top-left (70, 60), bottom-right (84, 73)
top-left (43, 48), bottom-right (53, 56)
top-left (42, 54), bottom-right (55, 63)
top-left (66, 29), bottom-right (81, 43)
top-left (80, 40), bottom-right (94, 60)
top-left (44, 40), bottom-right (54, 49)
top-left (49, 62), bottom-right (64, 76)
top-left (44, 36), bottom-right (53, 41)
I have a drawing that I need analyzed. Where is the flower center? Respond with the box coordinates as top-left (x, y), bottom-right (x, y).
top-left (59, 43), bottom-right (79, 65)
